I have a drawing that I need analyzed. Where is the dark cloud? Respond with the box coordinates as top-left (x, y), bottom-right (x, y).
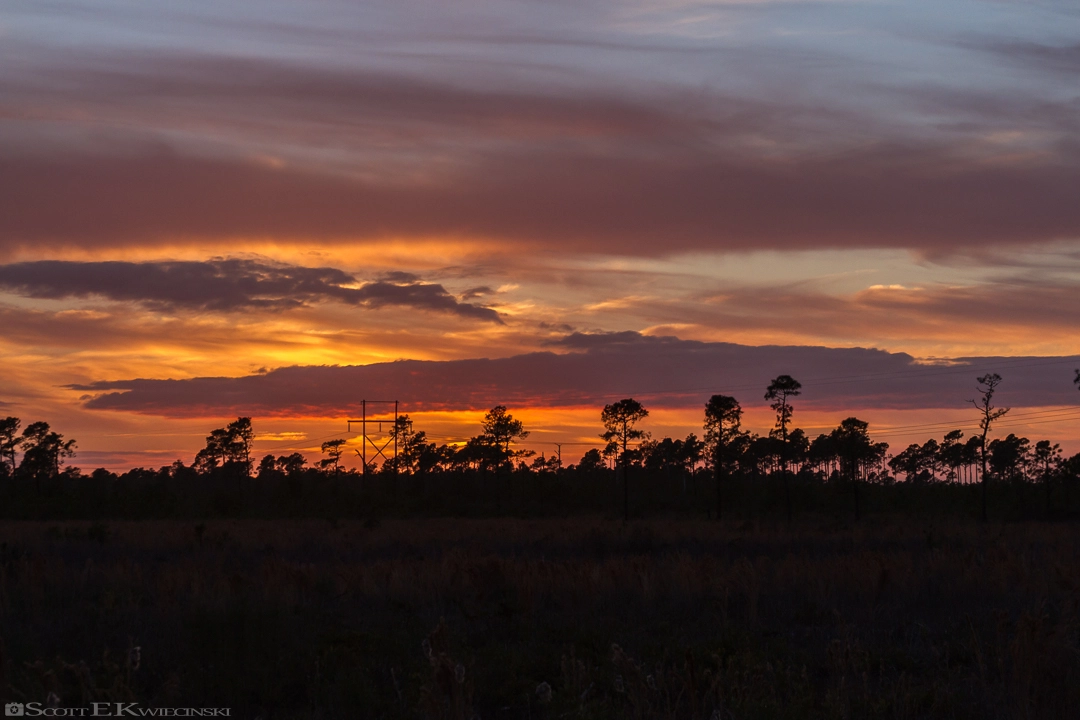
top-left (3, 45), bottom-right (1079, 256)
top-left (15, 54), bottom-right (709, 144)
top-left (3, 142), bottom-right (1080, 255)
top-left (0, 259), bottom-right (502, 321)
top-left (668, 278), bottom-right (1080, 343)
top-left (70, 333), bottom-right (1080, 417)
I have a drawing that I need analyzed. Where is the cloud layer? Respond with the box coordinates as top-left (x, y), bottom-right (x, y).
top-left (3, 2), bottom-right (1079, 256)
top-left (71, 333), bottom-right (1080, 417)
top-left (3, 141), bottom-right (1079, 256)
top-left (0, 259), bottom-right (501, 321)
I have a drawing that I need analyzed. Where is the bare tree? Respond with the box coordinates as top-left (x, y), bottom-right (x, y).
top-left (704, 395), bottom-right (742, 521)
top-left (601, 398), bottom-right (650, 521)
top-left (765, 375), bottom-right (802, 523)
top-left (970, 373), bottom-right (1009, 521)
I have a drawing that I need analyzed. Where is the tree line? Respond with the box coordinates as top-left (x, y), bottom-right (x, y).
top-left (2, 371), bottom-right (1079, 520)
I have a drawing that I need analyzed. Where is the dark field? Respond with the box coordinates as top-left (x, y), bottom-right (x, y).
top-left (2, 517), bottom-right (1078, 719)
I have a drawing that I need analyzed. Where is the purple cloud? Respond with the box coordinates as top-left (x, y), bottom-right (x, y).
top-left (70, 333), bottom-right (1080, 417)
top-left (0, 259), bottom-right (502, 322)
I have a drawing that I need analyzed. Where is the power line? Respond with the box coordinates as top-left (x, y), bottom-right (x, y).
top-left (861, 407), bottom-right (1080, 436)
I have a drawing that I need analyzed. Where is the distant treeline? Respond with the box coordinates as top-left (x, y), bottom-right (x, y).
top-left (2, 372), bottom-right (1079, 520)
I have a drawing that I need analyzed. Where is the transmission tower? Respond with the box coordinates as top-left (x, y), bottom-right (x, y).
top-left (347, 400), bottom-right (400, 476)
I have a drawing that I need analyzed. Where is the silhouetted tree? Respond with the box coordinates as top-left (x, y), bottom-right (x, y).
top-left (193, 418), bottom-right (255, 494)
top-left (278, 452), bottom-right (307, 476)
top-left (455, 435), bottom-right (498, 472)
top-left (390, 415), bottom-right (422, 473)
top-left (988, 433), bottom-right (1030, 482)
top-left (0, 416), bottom-right (20, 479)
top-left (971, 373), bottom-right (1009, 521)
top-left (320, 439), bottom-right (347, 473)
top-left (601, 398), bottom-right (650, 521)
top-left (481, 406), bottom-right (530, 468)
top-left (829, 417), bottom-right (886, 521)
top-left (808, 433), bottom-right (838, 478)
top-left (642, 434), bottom-right (702, 494)
top-left (704, 395), bottom-right (743, 521)
top-left (787, 428), bottom-right (810, 472)
top-left (1033, 440), bottom-right (1062, 517)
top-left (765, 375), bottom-right (801, 523)
top-left (889, 443), bottom-right (923, 482)
top-left (528, 452), bottom-right (561, 473)
top-left (257, 454), bottom-right (277, 479)
top-left (919, 439), bottom-right (941, 481)
top-left (194, 428), bottom-right (230, 473)
top-left (18, 421), bottom-right (76, 489)
top-left (577, 448), bottom-right (605, 474)
top-left (940, 430), bottom-right (966, 482)
top-left (226, 417), bottom-right (255, 476)
top-left (962, 435), bottom-right (982, 484)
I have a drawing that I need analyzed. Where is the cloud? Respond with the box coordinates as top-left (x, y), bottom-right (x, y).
top-left (460, 286), bottom-right (495, 300)
top-left (4, 37), bottom-right (1080, 257)
top-left (0, 259), bottom-right (502, 321)
top-left (70, 333), bottom-right (1080, 417)
top-left (974, 40), bottom-right (1080, 75)
top-left (4, 141), bottom-right (1080, 256)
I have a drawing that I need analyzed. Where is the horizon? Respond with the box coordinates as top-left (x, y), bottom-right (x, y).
top-left (12, 334), bottom-right (1079, 472)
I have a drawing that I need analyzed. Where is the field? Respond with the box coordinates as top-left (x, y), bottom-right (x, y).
top-left (2, 517), bottom-right (1079, 719)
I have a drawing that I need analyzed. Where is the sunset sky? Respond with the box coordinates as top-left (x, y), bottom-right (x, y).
top-left (2, 0), bottom-right (1079, 470)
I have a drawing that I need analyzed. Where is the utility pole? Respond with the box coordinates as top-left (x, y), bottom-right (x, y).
top-left (347, 400), bottom-right (400, 476)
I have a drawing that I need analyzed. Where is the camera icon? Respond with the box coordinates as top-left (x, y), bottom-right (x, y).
top-left (5, 704), bottom-right (25, 717)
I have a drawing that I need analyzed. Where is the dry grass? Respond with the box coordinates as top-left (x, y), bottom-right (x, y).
top-left (1, 517), bottom-right (1078, 718)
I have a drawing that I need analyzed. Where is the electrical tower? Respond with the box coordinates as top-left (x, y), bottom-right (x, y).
top-left (347, 400), bottom-right (400, 476)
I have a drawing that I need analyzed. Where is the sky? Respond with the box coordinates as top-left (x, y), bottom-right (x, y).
top-left (1, 0), bottom-right (1079, 470)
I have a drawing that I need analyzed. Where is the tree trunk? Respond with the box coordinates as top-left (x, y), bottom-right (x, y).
top-left (715, 444), bottom-right (723, 522)
top-left (1045, 470), bottom-right (1052, 519)
top-left (622, 462), bottom-right (628, 522)
top-left (980, 434), bottom-right (989, 522)
top-left (852, 461), bottom-right (860, 522)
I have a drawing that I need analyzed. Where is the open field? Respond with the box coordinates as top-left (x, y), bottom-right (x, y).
top-left (2, 517), bottom-right (1079, 719)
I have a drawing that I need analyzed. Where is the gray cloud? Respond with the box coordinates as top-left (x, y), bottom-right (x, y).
top-left (3, 142), bottom-right (1080, 256)
top-left (70, 333), bottom-right (1080, 417)
top-left (0, 259), bottom-right (502, 322)
top-left (3, 35), bottom-right (1079, 257)
top-left (973, 40), bottom-right (1080, 75)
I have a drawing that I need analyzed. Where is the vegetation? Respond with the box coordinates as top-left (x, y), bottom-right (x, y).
top-left (1, 371), bottom-right (1079, 521)
top-left (3, 517), bottom-right (1079, 718)
top-left (1, 371), bottom-right (1079, 717)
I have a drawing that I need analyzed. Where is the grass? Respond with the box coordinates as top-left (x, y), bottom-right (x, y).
top-left (1, 516), bottom-right (1078, 718)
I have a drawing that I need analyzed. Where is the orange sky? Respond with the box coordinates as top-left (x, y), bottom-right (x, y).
top-left (1, 1), bottom-right (1079, 470)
